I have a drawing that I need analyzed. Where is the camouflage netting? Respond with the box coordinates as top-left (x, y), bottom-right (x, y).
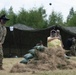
top-left (10, 47), bottom-right (76, 73)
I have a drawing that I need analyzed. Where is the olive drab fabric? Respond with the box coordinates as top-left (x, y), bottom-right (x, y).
top-left (0, 24), bottom-right (7, 66)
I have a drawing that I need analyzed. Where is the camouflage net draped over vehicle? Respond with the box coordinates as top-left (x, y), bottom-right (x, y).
top-left (10, 47), bottom-right (76, 73)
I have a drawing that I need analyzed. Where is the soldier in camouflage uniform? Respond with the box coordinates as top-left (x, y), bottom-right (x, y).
top-left (0, 14), bottom-right (9, 70)
top-left (70, 37), bottom-right (76, 56)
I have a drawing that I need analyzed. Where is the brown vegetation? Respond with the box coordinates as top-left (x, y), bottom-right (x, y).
top-left (10, 47), bottom-right (76, 73)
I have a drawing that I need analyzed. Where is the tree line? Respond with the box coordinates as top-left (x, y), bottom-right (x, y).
top-left (0, 6), bottom-right (76, 29)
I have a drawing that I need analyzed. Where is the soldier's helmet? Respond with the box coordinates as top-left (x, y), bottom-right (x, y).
top-left (0, 14), bottom-right (9, 21)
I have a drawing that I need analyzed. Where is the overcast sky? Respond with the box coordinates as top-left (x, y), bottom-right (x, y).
top-left (0, 0), bottom-right (76, 21)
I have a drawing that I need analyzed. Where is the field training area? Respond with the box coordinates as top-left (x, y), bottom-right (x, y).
top-left (1, 56), bottom-right (76, 75)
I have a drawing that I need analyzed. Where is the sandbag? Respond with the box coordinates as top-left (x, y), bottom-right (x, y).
top-left (34, 45), bottom-right (45, 51)
top-left (24, 53), bottom-right (33, 60)
top-left (20, 59), bottom-right (28, 64)
top-left (28, 49), bottom-right (36, 55)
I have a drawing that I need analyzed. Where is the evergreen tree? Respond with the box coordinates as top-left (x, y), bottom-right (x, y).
top-left (48, 11), bottom-right (63, 26)
top-left (6, 6), bottom-right (17, 26)
top-left (66, 7), bottom-right (76, 26)
top-left (27, 7), bottom-right (47, 28)
top-left (16, 8), bottom-right (29, 25)
top-left (0, 8), bottom-right (7, 16)
top-left (67, 7), bottom-right (75, 21)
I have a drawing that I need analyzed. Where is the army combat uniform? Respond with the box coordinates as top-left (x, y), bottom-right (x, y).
top-left (0, 24), bottom-right (7, 68)
top-left (70, 37), bottom-right (76, 56)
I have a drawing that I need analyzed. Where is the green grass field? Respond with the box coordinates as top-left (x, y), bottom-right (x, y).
top-left (0, 57), bottom-right (76, 75)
